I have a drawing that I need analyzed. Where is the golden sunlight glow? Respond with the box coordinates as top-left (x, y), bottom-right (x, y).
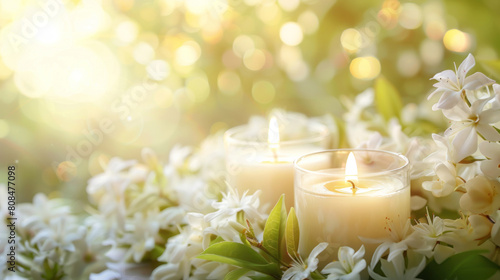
top-left (278, 0), bottom-right (300, 11)
top-left (243, 49), bottom-right (266, 71)
top-left (268, 116), bottom-right (280, 150)
top-left (349, 56), bottom-right (381, 80)
top-left (280, 22), bottom-right (303, 46)
top-left (345, 152), bottom-right (358, 183)
top-left (175, 41), bottom-right (201, 66)
top-left (233, 35), bottom-right (255, 57)
top-left (341, 28), bottom-right (362, 53)
top-left (443, 29), bottom-right (471, 53)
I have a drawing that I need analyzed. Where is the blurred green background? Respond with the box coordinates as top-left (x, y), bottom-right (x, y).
top-left (1, 0), bottom-right (500, 202)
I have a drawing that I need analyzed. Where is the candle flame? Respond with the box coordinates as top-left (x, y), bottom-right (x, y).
top-left (345, 152), bottom-right (358, 183)
top-left (268, 116), bottom-right (280, 149)
top-left (268, 117), bottom-right (280, 162)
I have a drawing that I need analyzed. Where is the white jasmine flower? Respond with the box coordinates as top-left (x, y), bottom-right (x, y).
top-left (412, 209), bottom-right (452, 260)
top-left (413, 210), bottom-right (446, 242)
top-left (189, 133), bottom-right (226, 180)
top-left (479, 141), bottom-right (500, 178)
top-left (18, 193), bottom-right (71, 232)
top-left (425, 134), bottom-right (458, 164)
top-left (169, 145), bottom-right (193, 169)
top-left (491, 210), bottom-right (500, 246)
top-left (422, 162), bottom-right (462, 197)
top-left (151, 263), bottom-right (183, 280)
top-left (174, 176), bottom-right (216, 214)
top-left (31, 217), bottom-right (85, 253)
top-left (205, 189), bottom-right (266, 223)
top-left (86, 157), bottom-right (137, 196)
top-left (460, 175), bottom-right (500, 215)
top-left (468, 214), bottom-right (493, 241)
top-left (441, 215), bottom-right (496, 255)
top-left (428, 53), bottom-right (495, 110)
top-left (283, 242), bottom-right (327, 280)
top-left (369, 218), bottom-right (421, 268)
top-left (120, 211), bottom-right (160, 263)
top-left (321, 245), bottom-right (366, 280)
top-left (90, 269), bottom-right (121, 280)
top-left (443, 97), bottom-right (500, 161)
top-left (368, 250), bottom-right (426, 280)
top-left (357, 132), bottom-right (383, 150)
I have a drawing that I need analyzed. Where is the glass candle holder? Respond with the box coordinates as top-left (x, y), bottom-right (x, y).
top-left (224, 122), bottom-right (330, 211)
top-left (294, 149), bottom-right (410, 265)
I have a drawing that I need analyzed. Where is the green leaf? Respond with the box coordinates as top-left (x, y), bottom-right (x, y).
top-left (248, 275), bottom-right (277, 280)
top-left (480, 59), bottom-right (500, 80)
top-left (262, 195), bottom-right (287, 262)
top-left (198, 242), bottom-right (280, 277)
top-left (224, 268), bottom-right (250, 280)
top-left (210, 236), bottom-right (225, 246)
top-left (418, 250), bottom-right (500, 280)
top-left (285, 207), bottom-right (300, 259)
top-left (374, 76), bottom-right (402, 122)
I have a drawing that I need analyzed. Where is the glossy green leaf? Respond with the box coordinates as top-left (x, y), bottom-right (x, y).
top-left (418, 250), bottom-right (500, 280)
top-left (285, 207), bottom-right (300, 259)
top-left (374, 76), bottom-right (402, 122)
top-left (198, 242), bottom-right (280, 277)
top-left (224, 268), bottom-right (251, 280)
top-left (262, 195), bottom-right (287, 262)
top-left (480, 59), bottom-right (500, 80)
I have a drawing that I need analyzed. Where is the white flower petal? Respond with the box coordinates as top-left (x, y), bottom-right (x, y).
top-left (470, 96), bottom-right (494, 114)
top-left (480, 107), bottom-right (500, 124)
top-left (452, 126), bottom-right (477, 161)
top-left (434, 91), bottom-right (461, 110)
top-left (477, 123), bottom-right (500, 141)
top-left (463, 72), bottom-right (495, 90)
top-left (457, 53), bottom-right (475, 85)
top-left (442, 101), bottom-right (470, 121)
top-left (431, 69), bottom-right (459, 90)
top-left (481, 159), bottom-right (500, 178)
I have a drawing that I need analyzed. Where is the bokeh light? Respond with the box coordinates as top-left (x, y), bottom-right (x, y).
top-left (399, 3), bottom-right (423, 30)
top-left (1, 0), bottom-right (499, 203)
top-left (252, 80), bottom-right (276, 104)
top-left (341, 28), bottom-right (363, 53)
top-left (443, 29), bottom-right (471, 53)
top-left (349, 56), bottom-right (381, 80)
top-left (280, 22), bottom-right (303, 46)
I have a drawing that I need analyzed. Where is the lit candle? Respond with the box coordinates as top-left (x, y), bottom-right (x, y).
top-left (225, 117), bottom-right (330, 210)
top-left (294, 149), bottom-right (410, 265)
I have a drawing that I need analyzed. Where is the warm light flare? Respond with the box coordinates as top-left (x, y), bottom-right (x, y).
top-left (268, 116), bottom-right (280, 150)
top-left (345, 152), bottom-right (358, 183)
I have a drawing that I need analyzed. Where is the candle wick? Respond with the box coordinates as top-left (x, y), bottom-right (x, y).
top-left (272, 148), bottom-right (279, 163)
top-left (347, 180), bottom-right (357, 195)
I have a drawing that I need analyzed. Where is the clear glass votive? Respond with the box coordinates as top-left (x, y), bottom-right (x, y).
top-left (224, 122), bottom-right (330, 211)
top-left (294, 149), bottom-right (410, 265)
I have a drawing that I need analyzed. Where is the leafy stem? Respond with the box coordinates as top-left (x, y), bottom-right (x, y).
top-left (254, 241), bottom-right (291, 269)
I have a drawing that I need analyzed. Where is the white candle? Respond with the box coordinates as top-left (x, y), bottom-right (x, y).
top-left (225, 118), bottom-right (330, 210)
top-left (294, 150), bottom-right (410, 265)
